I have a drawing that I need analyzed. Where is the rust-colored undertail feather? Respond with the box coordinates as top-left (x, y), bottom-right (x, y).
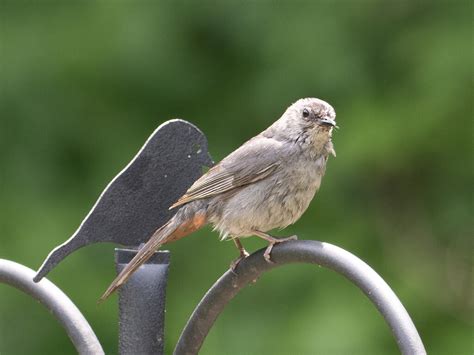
top-left (99, 211), bottom-right (206, 302)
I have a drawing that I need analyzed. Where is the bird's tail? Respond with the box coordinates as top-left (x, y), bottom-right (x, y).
top-left (99, 208), bottom-right (207, 302)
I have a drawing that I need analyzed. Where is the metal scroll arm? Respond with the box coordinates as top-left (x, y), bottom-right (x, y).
top-left (174, 240), bottom-right (426, 355)
top-left (0, 259), bottom-right (104, 355)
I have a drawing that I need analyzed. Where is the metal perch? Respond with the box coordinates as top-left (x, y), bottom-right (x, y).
top-left (174, 240), bottom-right (426, 355)
top-left (0, 259), bottom-right (104, 355)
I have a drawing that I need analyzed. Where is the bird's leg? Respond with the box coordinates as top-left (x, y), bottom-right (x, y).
top-left (252, 230), bottom-right (298, 263)
top-left (229, 238), bottom-right (249, 272)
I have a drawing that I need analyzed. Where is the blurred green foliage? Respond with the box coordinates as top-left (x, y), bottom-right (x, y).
top-left (0, 1), bottom-right (472, 354)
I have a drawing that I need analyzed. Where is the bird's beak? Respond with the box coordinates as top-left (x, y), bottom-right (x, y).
top-left (319, 117), bottom-right (336, 127)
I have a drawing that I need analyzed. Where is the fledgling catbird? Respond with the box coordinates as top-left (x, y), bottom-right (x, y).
top-left (100, 97), bottom-right (337, 301)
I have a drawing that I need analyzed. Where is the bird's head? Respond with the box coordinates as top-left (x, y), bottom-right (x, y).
top-left (265, 98), bottom-right (337, 155)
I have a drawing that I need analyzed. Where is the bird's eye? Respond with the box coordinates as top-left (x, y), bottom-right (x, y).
top-left (302, 108), bottom-right (310, 118)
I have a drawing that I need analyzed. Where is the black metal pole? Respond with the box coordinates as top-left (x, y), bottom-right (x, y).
top-left (116, 249), bottom-right (170, 355)
top-left (174, 240), bottom-right (426, 355)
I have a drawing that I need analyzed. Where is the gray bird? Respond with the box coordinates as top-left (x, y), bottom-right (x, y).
top-left (100, 97), bottom-right (337, 301)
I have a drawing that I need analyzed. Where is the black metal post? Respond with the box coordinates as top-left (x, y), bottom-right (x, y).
top-left (116, 249), bottom-right (170, 355)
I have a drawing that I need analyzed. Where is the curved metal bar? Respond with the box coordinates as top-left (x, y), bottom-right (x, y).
top-left (0, 259), bottom-right (104, 355)
top-left (174, 240), bottom-right (426, 355)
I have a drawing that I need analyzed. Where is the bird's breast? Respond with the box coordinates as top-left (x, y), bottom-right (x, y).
top-left (274, 154), bottom-right (326, 221)
top-left (208, 153), bottom-right (328, 238)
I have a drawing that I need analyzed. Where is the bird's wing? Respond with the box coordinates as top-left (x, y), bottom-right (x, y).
top-left (170, 136), bottom-right (282, 209)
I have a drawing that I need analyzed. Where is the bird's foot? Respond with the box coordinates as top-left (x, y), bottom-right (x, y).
top-left (262, 235), bottom-right (298, 263)
top-left (279, 235), bottom-right (298, 243)
top-left (230, 238), bottom-right (250, 273)
top-left (230, 249), bottom-right (250, 273)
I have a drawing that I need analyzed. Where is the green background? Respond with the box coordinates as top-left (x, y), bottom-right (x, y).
top-left (0, 1), bottom-right (471, 354)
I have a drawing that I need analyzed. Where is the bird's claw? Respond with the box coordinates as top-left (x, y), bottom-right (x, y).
top-left (263, 235), bottom-right (298, 264)
top-left (229, 250), bottom-right (250, 273)
top-left (264, 248), bottom-right (274, 263)
top-left (283, 235), bottom-right (298, 242)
